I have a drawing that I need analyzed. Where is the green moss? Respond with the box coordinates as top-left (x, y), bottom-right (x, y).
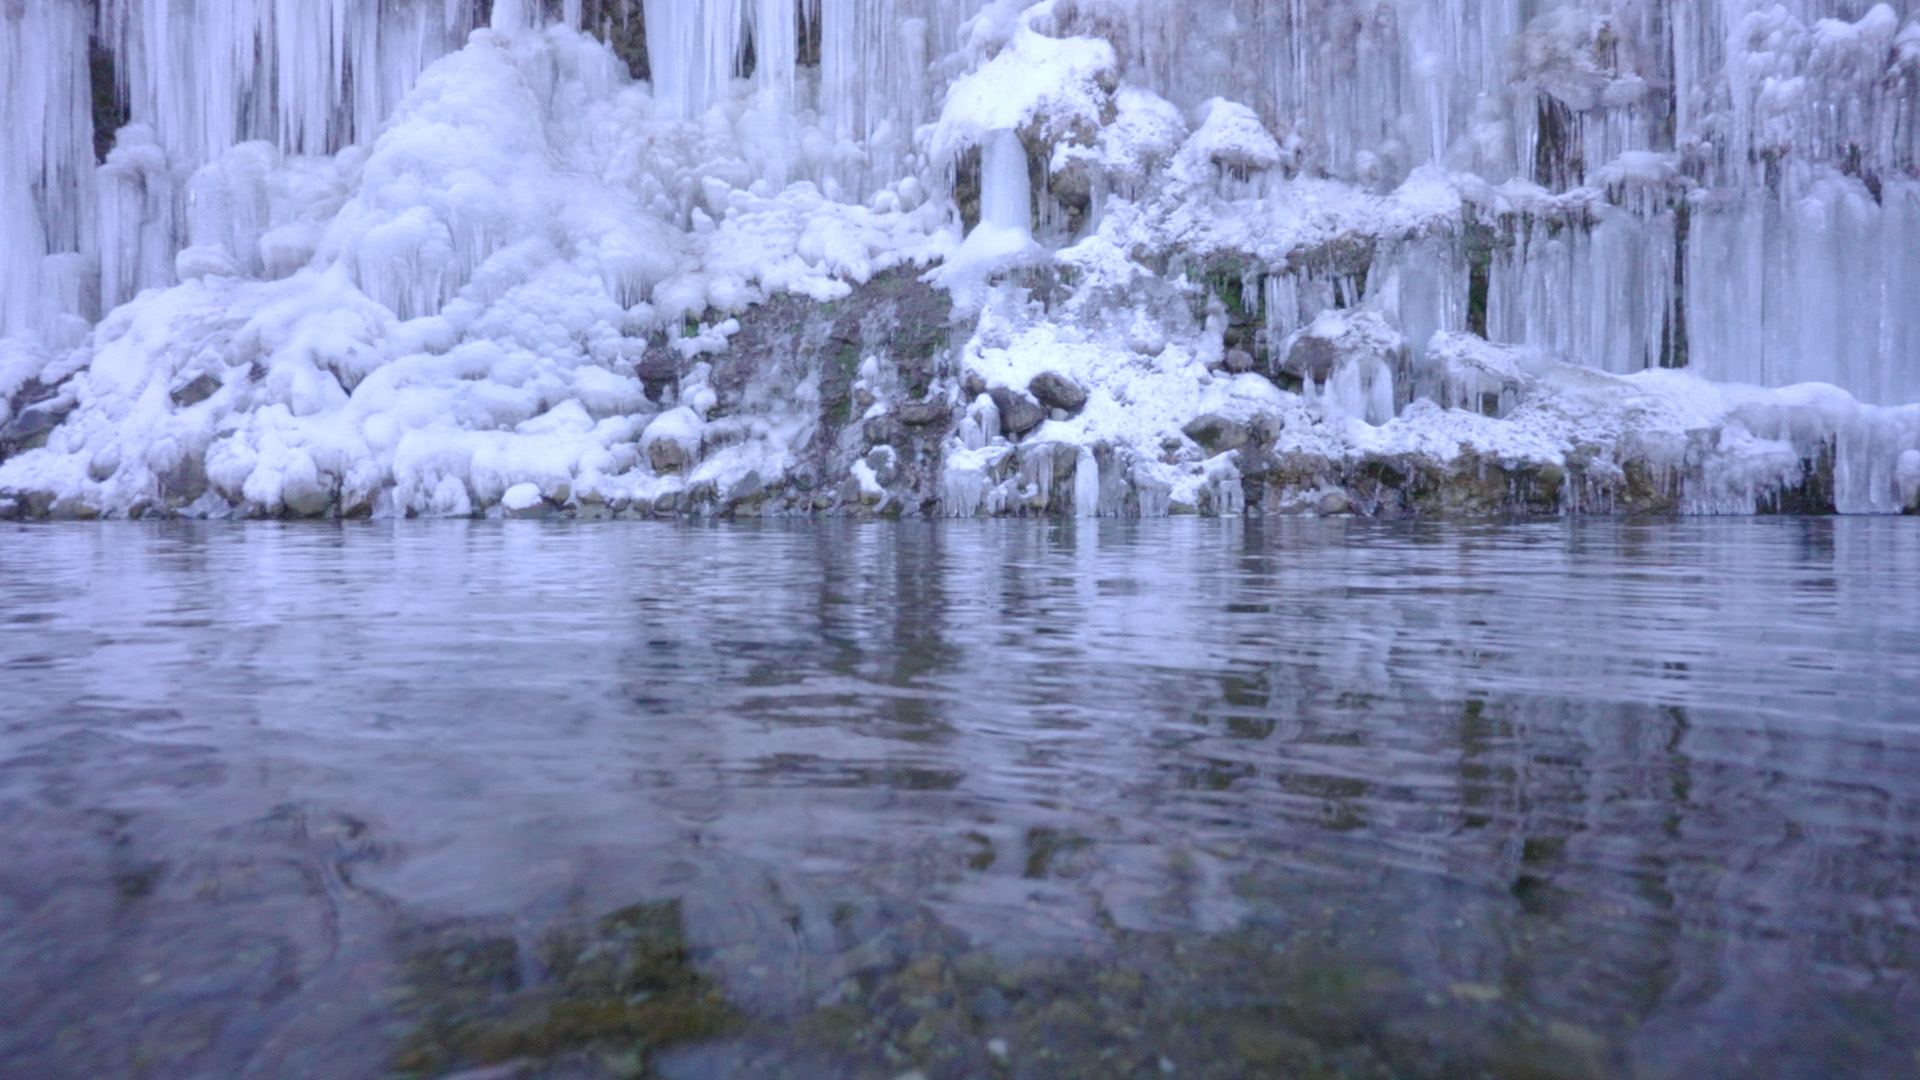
top-left (391, 900), bottom-right (739, 1078)
top-left (1186, 254), bottom-right (1265, 325)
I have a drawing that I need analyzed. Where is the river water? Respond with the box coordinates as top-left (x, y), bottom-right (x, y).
top-left (1, 518), bottom-right (1916, 1080)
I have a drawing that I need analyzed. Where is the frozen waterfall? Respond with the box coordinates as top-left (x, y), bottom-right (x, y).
top-left (1, 0), bottom-right (1917, 518)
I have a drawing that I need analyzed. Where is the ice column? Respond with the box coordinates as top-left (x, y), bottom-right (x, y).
top-left (644, 0), bottom-right (806, 119)
top-left (818, 0), bottom-right (937, 196)
top-left (494, 0), bottom-right (532, 31)
top-left (0, 1), bottom-right (97, 342)
top-left (1074, 447), bottom-right (1100, 517)
top-left (979, 129), bottom-right (1032, 236)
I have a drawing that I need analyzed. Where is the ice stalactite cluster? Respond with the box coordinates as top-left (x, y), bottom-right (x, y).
top-left (1, 0), bottom-right (1917, 519)
top-left (0, 2), bottom-right (98, 348)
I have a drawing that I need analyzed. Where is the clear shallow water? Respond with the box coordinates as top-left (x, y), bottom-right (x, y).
top-left (0, 518), bottom-right (1917, 1080)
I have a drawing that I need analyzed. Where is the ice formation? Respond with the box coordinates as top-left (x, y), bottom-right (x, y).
top-left (1, 0), bottom-right (1917, 518)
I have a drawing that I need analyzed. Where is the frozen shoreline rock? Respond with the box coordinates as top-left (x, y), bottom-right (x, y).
top-left (8, 273), bottom-right (1912, 522)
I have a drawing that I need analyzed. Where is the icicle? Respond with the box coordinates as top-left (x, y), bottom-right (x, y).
top-left (644, 0), bottom-right (745, 119)
top-left (1074, 447), bottom-right (1099, 517)
top-left (979, 129), bottom-right (1031, 236)
top-left (493, 0), bottom-right (531, 31)
top-left (0, 0), bottom-right (97, 340)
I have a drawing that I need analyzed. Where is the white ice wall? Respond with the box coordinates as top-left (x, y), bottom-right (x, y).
top-left (1, 0), bottom-right (1917, 402)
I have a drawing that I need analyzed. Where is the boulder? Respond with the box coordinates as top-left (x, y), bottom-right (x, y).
top-left (988, 386), bottom-right (1047, 437)
top-left (157, 452), bottom-right (208, 503)
top-left (1182, 413), bottom-right (1250, 454)
top-left (862, 414), bottom-right (907, 448)
top-left (281, 473), bottom-right (334, 518)
top-left (1027, 371), bottom-right (1088, 413)
top-left (896, 400), bottom-right (950, 426)
top-left (1282, 335), bottom-right (1339, 385)
top-left (87, 445), bottom-right (121, 483)
top-left (727, 470), bottom-right (765, 506)
top-left (170, 373), bottom-right (223, 409)
top-left (648, 438), bottom-right (690, 474)
top-left (636, 351), bottom-right (680, 402)
top-left (501, 482), bottom-right (547, 519)
top-left (1, 401), bottom-right (71, 443)
top-left (640, 407), bottom-right (702, 474)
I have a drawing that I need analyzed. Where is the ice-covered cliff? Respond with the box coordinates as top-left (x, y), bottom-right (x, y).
top-left (1, 0), bottom-right (1917, 518)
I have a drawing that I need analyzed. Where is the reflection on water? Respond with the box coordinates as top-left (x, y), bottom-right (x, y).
top-left (0, 519), bottom-right (1916, 1079)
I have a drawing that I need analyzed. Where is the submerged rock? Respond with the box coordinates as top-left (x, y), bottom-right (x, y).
top-left (391, 899), bottom-right (737, 1079)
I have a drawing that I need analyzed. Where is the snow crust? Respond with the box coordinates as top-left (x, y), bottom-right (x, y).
top-left (3, 0), bottom-right (1918, 518)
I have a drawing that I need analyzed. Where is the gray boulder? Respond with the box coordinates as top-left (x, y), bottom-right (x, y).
top-left (1182, 413), bottom-right (1250, 454)
top-left (896, 400), bottom-right (950, 426)
top-left (170, 373), bottom-right (223, 409)
top-left (281, 474), bottom-right (334, 518)
top-left (648, 438), bottom-right (691, 475)
top-left (1282, 336), bottom-right (1339, 385)
top-left (1027, 371), bottom-right (1088, 413)
top-left (1, 401), bottom-right (71, 443)
top-left (989, 386), bottom-right (1047, 437)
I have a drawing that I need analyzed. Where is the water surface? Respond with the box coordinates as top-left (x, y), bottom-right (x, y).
top-left (1, 519), bottom-right (1917, 1079)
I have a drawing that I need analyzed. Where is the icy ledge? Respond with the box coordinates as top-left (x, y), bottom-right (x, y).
top-left (4, 263), bottom-right (1917, 521)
